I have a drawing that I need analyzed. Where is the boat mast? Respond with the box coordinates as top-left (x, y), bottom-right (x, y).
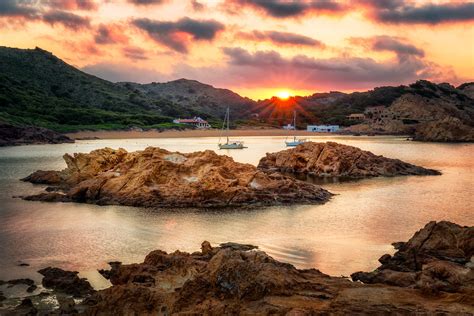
top-left (293, 110), bottom-right (297, 141)
top-left (226, 107), bottom-right (230, 143)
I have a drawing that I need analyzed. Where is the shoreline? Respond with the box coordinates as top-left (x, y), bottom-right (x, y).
top-left (66, 129), bottom-right (400, 140)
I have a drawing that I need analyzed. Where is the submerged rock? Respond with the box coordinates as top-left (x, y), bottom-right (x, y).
top-left (22, 147), bottom-right (332, 208)
top-left (13, 298), bottom-right (37, 315)
top-left (258, 141), bottom-right (440, 178)
top-left (38, 267), bottom-right (95, 297)
top-left (351, 221), bottom-right (474, 295)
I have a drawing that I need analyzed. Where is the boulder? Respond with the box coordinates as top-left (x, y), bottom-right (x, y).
top-left (37, 267), bottom-right (95, 297)
top-left (351, 221), bottom-right (474, 295)
top-left (22, 147), bottom-right (332, 208)
top-left (83, 231), bottom-right (474, 315)
top-left (258, 141), bottom-right (440, 178)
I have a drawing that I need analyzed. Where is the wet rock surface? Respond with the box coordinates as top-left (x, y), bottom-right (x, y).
top-left (83, 223), bottom-right (473, 315)
top-left (351, 221), bottom-right (474, 296)
top-left (38, 267), bottom-right (95, 297)
top-left (22, 147), bottom-right (332, 208)
top-left (0, 122), bottom-right (74, 147)
top-left (258, 141), bottom-right (441, 178)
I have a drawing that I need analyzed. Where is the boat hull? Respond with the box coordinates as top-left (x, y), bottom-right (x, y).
top-left (219, 143), bottom-right (245, 149)
top-left (285, 140), bottom-right (306, 147)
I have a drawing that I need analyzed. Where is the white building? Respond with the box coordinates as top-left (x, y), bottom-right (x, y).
top-left (282, 124), bottom-right (295, 130)
top-left (173, 117), bottom-right (211, 129)
top-left (307, 125), bottom-right (340, 133)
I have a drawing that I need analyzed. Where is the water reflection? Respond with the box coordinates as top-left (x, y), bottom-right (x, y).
top-left (0, 136), bottom-right (472, 284)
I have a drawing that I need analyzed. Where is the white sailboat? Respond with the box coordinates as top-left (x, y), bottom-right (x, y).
top-left (218, 107), bottom-right (245, 149)
top-left (285, 110), bottom-right (307, 147)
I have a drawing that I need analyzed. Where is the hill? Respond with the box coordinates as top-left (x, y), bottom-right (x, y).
top-left (0, 46), bottom-right (253, 132)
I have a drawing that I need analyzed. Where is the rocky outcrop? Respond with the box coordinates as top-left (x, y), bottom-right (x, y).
top-left (83, 225), bottom-right (474, 315)
top-left (351, 221), bottom-right (474, 296)
top-left (345, 81), bottom-right (474, 142)
top-left (22, 147), bottom-right (332, 207)
top-left (258, 142), bottom-right (440, 178)
top-left (413, 117), bottom-right (474, 142)
top-left (38, 267), bottom-right (95, 297)
top-left (0, 122), bottom-right (73, 147)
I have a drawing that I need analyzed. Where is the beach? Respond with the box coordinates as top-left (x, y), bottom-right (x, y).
top-left (66, 129), bottom-right (338, 139)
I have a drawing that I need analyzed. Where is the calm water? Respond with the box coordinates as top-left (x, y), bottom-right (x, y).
top-left (0, 136), bottom-right (473, 289)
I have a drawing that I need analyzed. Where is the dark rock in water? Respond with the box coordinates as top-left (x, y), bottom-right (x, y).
top-left (0, 122), bottom-right (74, 147)
top-left (13, 298), bottom-right (37, 315)
top-left (38, 267), bottom-right (95, 297)
top-left (22, 147), bottom-right (332, 208)
top-left (258, 141), bottom-right (441, 178)
top-left (0, 291), bottom-right (5, 302)
top-left (26, 285), bottom-right (37, 293)
top-left (351, 221), bottom-right (474, 294)
top-left (21, 170), bottom-right (62, 185)
top-left (17, 262), bottom-right (30, 267)
top-left (98, 261), bottom-right (122, 280)
top-left (7, 278), bottom-right (35, 287)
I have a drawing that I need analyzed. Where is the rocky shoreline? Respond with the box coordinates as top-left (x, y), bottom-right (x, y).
top-left (21, 146), bottom-right (332, 208)
top-left (258, 142), bottom-right (441, 178)
top-left (0, 221), bottom-right (472, 314)
top-left (0, 122), bottom-right (73, 147)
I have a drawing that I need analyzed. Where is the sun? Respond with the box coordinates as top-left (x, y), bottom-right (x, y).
top-left (276, 90), bottom-right (292, 100)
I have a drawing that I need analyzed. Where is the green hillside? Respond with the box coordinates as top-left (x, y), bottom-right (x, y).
top-left (0, 47), bottom-right (219, 132)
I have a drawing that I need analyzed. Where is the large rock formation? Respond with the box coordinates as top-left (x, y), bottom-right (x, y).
top-left (413, 117), bottom-right (474, 142)
top-left (0, 122), bottom-right (73, 147)
top-left (258, 142), bottom-right (440, 178)
top-left (22, 147), bottom-right (331, 207)
top-left (352, 221), bottom-right (474, 296)
top-left (82, 223), bottom-right (474, 315)
top-left (344, 81), bottom-right (474, 142)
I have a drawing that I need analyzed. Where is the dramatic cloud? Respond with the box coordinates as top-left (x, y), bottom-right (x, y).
top-left (133, 17), bottom-right (225, 53)
top-left (42, 10), bottom-right (90, 29)
top-left (127, 0), bottom-right (166, 5)
top-left (351, 36), bottom-right (425, 58)
top-left (227, 0), bottom-right (346, 18)
top-left (122, 47), bottom-right (148, 60)
top-left (191, 0), bottom-right (205, 11)
top-left (238, 30), bottom-right (324, 47)
top-left (42, 0), bottom-right (98, 11)
top-left (0, 0), bottom-right (38, 18)
top-left (362, 0), bottom-right (474, 24)
top-left (220, 47), bottom-right (439, 89)
top-left (95, 24), bottom-right (128, 44)
top-left (372, 36), bottom-right (424, 58)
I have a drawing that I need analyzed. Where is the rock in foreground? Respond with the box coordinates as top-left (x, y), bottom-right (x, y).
top-left (0, 121), bottom-right (73, 146)
top-left (84, 226), bottom-right (473, 315)
top-left (258, 141), bottom-right (440, 178)
top-left (352, 221), bottom-right (474, 296)
top-left (22, 147), bottom-right (331, 207)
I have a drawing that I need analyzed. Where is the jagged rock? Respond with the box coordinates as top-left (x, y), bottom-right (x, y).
top-left (22, 147), bottom-right (332, 208)
top-left (21, 170), bottom-right (62, 185)
top-left (83, 230), bottom-right (474, 315)
top-left (413, 117), bottom-right (474, 142)
top-left (0, 122), bottom-right (73, 147)
top-left (258, 141), bottom-right (440, 178)
top-left (351, 221), bottom-right (474, 295)
top-left (38, 267), bottom-right (95, 297)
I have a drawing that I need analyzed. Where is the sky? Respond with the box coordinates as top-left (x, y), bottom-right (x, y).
top-left (1, 0), bottom-right (473, 100)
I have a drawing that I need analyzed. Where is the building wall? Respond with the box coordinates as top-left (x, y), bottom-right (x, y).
top-left (307, 125), bottom-right (340, 132)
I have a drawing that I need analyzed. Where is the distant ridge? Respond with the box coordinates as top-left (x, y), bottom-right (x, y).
top-left (0, 46), bottom-right (473, 141)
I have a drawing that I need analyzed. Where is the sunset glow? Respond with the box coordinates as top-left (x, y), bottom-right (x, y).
top-left (276, 90), bottom-right (292, 100)
top-left (1, 0), bottom-right (473, 99)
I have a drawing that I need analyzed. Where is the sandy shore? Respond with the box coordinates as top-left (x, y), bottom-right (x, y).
top-left (66, 129), bottom-right (344, 139)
